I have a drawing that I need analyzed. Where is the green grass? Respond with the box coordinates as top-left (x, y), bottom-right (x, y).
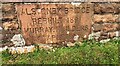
top-left (1, 38), bottom-right (120, 64)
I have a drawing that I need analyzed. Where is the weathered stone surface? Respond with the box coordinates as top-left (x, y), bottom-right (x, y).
top-left (116, 14), bottom-right (120, 22)
top-left (2, 29), bottom-right (21, 44)
top-left (2, 3), bottom-right (16, 24)
top-left (91, 31), bottom-right (120, 41)
top-left (38, 44), bottom-right (53, 50)
top-left (2, 4), bottom-right (14, 12)
top-left (2, 21), bottom-right (18, 30)
top-left (73, 34), bottom-right (79, 41)
top-left (93, 24), bottom-right (120, 32)
top-left (2, 14), bottom-right (16, 20)
top-left (1, 3), bottom-right (119, 45)
top-left (100, 32), bottom-right (108, 36)
top-left (0, 33), bottom-right (3, 41)
top-left (108, 32), bottom-right (116, 38)
top-left (16, 3), bottom-right (93, 45)
top-left (11, 34), bottom-right (25, 47)
top-left (100, 39), bottom-right (110, 43)
top-left (88, 32), bottom-right (101, 40)
top-left (0, 11), bottom-right (2, 20)
top-left (94, 3), bottom-right (120, 14)
top-left (8, 45), bottom-right (35, 54)
top-left (94, 14), bottom-right (119, 23)
top-left (0, 43), bottom-right (14, 47)
top-left (114, 3), bottom-right (120, 14)
top-left (67, 42), bottom-right (75, 47)
top-left (102, 24), bottom-right (120, 32)
top-left (92, 24), bottom-right (102, 32)
top-left (2, 32), bottom-right (14, 43)
top-left (88, 31), bottom-right (120, 41)
top-left (99, 36), bottom-right (109, 39)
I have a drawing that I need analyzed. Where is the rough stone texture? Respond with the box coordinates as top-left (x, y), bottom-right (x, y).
top-left (94, 14), bottom-right (119, 23)
top-left (88, 32), bottom-right (101, 40)
top-left (11, 34), bottom-right (25, 47)
top-left (1, 3), bottom-right (20, 46)
top-left (108, 32), bottom-right (116, 38)
top-left (93, 23), bottom-right (120, 32)
top-left (73, 35), bottom-right (79, 41)
top-left (0, 34), bottom-right (3, 42)
top-left (89, 31), bottom-right (120, 41)
top-left (92, 3), bottom-right (120, 42)
top-left (92, 24), bottom-right (103, 32)
top-left (16, 3), bottom-right (93, 45)
top-left (67, 42), bottom-right (75, 47)
top-left (38, 44), bottom-right (53, 50)
top-left (94, 3), bottom-right (120, 14)
top-left (2, 3), bottom-right (16, 22)
top-left (102, 24), bottom-right (120, 32)
top-left (3, 21), bottom-right (18, 30)
top-left (100, 39), bottom-right (110, 43)
top-left (1, 3), bottom-right (120, 46)
top-left (2, 4), bottom-right (14, 12)
top-left (2, 14), bottom-right (17, 20)
top-left (8, 45), bottom-right (35, 54)
top-left (0, 43), bottom-right (14, 47)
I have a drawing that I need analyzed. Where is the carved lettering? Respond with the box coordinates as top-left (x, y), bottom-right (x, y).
top-left (17, 4), bottom-right (92, 44)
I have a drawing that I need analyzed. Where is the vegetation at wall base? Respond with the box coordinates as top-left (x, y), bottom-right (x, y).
top-left (1, 38), bottom-right (120, 64)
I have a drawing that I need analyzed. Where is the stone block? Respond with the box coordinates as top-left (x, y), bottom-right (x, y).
top-left (93, 23), bottom-right (120, 32)
top-left (11, 34), bottom-right (25, 47)
top-left (92, 24), bottom-right (103, 32)
top-left (2, 14), bottom-right (16, 20)
top-left (102, 24), bottom-right (120, 32)
top-left (8, 45), bottom-right (35, 54)
top-left (108, 32), bottom-right (116, 38)
top-left (94, 14), bottom-right (118, 23)
top-left (2, 4), bottom-right (14, 12)
top-left (2, 21), bottom-right (18, 30)
top-left (94, 3), bottom-right (120, 14)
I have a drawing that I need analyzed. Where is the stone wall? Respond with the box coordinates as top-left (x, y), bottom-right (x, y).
top-left (1, 2), bottom-right (120, 46)
top-left (90, 3), bottom-right (120, 42)
top-left (1, 3), bottom-right (19, 47)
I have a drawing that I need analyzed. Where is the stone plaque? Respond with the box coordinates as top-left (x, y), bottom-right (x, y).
top-left (16, 3), bottom-right (93, 45)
